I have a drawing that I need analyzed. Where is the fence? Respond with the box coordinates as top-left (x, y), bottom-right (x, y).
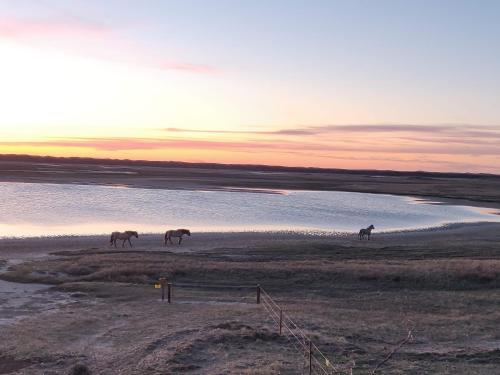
top-left (154, 280), bottom-right (353, 374)
top-left (259, 287), bottom-right (354, 375)
top-left (154, 278), bottom-right (259, 303)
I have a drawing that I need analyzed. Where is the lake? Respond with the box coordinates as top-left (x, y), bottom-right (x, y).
top-left (0, 182), bottom-right (498, 237)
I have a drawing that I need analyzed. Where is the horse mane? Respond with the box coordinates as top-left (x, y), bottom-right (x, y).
top-left (178, 228), bottom-right (190, 234)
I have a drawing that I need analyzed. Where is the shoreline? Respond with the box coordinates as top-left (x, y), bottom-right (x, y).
top-left (1, 221), bottom-right (499, 259)
top-left (0, 220), bottom-right (499, 242)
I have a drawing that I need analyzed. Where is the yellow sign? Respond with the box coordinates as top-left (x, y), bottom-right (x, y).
top-left (154, 284), bottom-right (162, 289)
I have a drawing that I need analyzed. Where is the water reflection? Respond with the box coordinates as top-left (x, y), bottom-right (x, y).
top-left (0, 182), bottom-right (498, 237)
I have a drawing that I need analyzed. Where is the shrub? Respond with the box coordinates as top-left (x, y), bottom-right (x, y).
top-left (69, 364), bottom-right (91, 375)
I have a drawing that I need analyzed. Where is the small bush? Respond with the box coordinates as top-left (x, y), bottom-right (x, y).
top-left (69, 364), bottom-right (91, 375)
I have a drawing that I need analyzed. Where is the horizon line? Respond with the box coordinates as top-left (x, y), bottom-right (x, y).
top-left (1, 153), bottom-right (499, 178)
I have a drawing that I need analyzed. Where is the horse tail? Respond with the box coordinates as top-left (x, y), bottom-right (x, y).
top-left (110, 233), bottom-right (114, 244)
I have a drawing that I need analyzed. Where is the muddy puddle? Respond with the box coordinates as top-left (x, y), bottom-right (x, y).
top-left (0, 261), bottom-right (75, 326)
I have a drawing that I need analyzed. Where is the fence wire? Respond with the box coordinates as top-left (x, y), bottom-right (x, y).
top-left (260, 287), bottom-right (353, 375)
top-left (153, 281), bottom-right (353, 374)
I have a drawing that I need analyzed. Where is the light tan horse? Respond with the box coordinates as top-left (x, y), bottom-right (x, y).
top-left (164, 229), bottom-right (191, 245)
top-left (110, 231), bottom-right (139, 247)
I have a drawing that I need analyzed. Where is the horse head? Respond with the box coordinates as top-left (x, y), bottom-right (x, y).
top-left (369, 225), bottom-right (375, 230)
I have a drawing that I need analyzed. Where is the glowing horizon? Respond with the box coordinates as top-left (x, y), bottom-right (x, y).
top-left (1, 1), bottom-right (500, 173)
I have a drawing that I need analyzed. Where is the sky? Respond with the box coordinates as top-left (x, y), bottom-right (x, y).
top-left (1, 0), bottom-right (499, 173)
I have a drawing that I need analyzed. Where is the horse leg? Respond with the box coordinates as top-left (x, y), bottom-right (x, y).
top-left (169, 237), bottom-right (174, 245)
top-left (122, 239), bottom-right (126, 247)
top-left (178, 236), bottom-right (182, 245)
top-left (128, 238), bottom-right (133, 247)
top-left (113, 239), bottom-right (117, 248)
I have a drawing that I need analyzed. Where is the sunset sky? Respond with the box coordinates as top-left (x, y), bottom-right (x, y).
top-left (1, 0), bottom-right (499, 173)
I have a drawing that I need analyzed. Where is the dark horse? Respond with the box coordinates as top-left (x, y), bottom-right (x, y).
top-left (164, 229), bottom-right (191, 245)
top-left (358, 225), bottom-right (375, 240)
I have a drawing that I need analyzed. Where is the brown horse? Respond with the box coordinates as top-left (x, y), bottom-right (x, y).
top-left (164, 229), bottom-right (191, 245)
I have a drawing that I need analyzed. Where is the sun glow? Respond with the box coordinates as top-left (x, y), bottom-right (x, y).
top-left (1, 1), bottom-right (499, 173)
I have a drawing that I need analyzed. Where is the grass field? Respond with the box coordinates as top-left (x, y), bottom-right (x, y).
top-left (1, 225), bottom-right (500, 374)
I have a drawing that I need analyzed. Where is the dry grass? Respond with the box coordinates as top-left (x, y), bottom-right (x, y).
top-left (2, 229), bottom-right (500, 374)
top-left (4, 249), bottom-right (500, 291)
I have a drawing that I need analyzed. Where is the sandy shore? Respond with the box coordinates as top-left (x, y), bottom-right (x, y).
top-left (1, 221), bottom-right (499, 259)
top-left (1, 223), bottom-right (500, 374)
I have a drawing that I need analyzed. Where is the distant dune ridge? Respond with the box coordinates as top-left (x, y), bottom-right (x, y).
top-left (1, 154), bottom-right (500, 205)
top-left (2, 153), bottom-right (500, 178)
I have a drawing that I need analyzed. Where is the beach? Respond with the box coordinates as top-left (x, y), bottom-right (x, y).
top-left (1, 223), bottom-right (500, 374)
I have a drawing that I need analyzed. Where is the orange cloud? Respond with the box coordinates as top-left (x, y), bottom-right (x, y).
top-left (1, 123), bottom-right (500, 173)
top-left (2, 129), bottom-right (500, 156)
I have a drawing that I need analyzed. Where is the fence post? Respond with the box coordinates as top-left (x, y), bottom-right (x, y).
top-left (279, 309), bottom-right (283, 336)
top-left (167, 283), bottom-right (172, 304)
top-left (309, 340), bottom-right (312, 375)
top-left (159, 277), bottom-right (166, 301)
top-left (256, 284), bottom-right (261, 304)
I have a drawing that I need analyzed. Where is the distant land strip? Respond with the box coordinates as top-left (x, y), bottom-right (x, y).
top-left (1, 154), bottom-right (500, 206)
top-left (1, 154), bottom-right (499, 179)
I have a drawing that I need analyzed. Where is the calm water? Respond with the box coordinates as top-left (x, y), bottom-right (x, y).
top-left (0, 182), bottom-right (498, 237)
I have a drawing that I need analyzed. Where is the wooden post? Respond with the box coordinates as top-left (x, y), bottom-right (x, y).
top-left (159, 277), bottom-right (167, 302)
top-left (279, 309), bottom-right (283, 335)
top-left (309, 340), bottom-right (312, 375)
top-left (256, 284), bottom-right (261, 304)
top-left (167, 283), bottom-right (172, 304)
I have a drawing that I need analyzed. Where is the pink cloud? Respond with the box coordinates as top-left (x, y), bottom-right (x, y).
top-left (159, 62), bottom-right (217, 74)
top-left (163, 124), bottom-right (500, 137)
top-left (0, 16), bottom-right (110, 40)
top-left (0, 17), bottom-right (216, 75)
